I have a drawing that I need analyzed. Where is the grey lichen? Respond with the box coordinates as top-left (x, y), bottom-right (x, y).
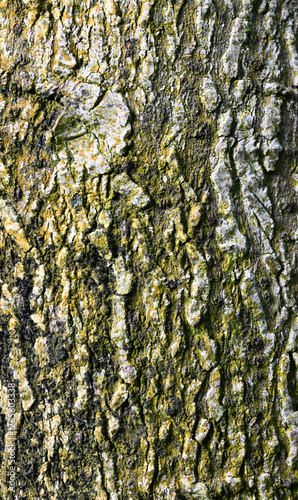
top-left (0, 0), bottom-right (297, 498)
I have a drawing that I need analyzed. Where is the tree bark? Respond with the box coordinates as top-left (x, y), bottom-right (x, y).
top-left (0, 0), bottom-right (297, 498)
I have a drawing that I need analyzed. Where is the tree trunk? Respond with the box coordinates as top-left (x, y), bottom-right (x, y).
top-left (0, 0), bottom-right (297, 498)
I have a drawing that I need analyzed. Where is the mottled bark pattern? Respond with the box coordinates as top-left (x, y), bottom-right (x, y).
top-left (0, 0), bottom-right (297, 498)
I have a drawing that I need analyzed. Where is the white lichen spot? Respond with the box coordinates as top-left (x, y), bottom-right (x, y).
top-left (170, 339), bottom-right (181, 358)
top-left (110, 382), bottom-right (128, 410)
top-left (98, 209), bottom-right (112, 229)
top-left (205, 368), bottom-right (224, 421)
top-left (56, 247), bottom-right (68, 268)
top-left (194, 0), bottom-right (216, 61)
top-left (200, 77), bottom-right (221, 111)
top-left (222, 17), bottom-right (248, 79)
top-left (119, 362), bottom-right (137, 384)
top-left (113, 256), bottom-right (133, 295)
top-left (0, 160), bottom-right (9, 186)
top-left (30, 264), bottom-right (45, 307)
top-left (92, 91), bottom-right (131, 155)
top-left (53, 20), bottom-right (76, 74)
top-left (185, 244), bottom-right (209, 326)
top-left (67, 135), bottom-right (111, 175)
top-left (44, 415), bottom-right (61, 458)
top-left (112, 173), bottom-right (150, 208)
top-left (0, 200), bottom-right (31, 252)
top-left (111, 295), bottom-right (128, 346)
top-left (195, 419), bottom-right (210, 443)
top-left (108, 414), bottom-right (120, 436)
top-left (217, 110), bottom-right (234, 137)
top-left (284, 21), bottom-right (298, 86)
top-left (180, 477), bottom-right (209, 498)
top-left (211, 158), bottom-right (246, 252)
top-left (30, 312), bottom-right (46, 331)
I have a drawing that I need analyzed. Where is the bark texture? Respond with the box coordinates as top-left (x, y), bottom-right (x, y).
top-left (0, 0), bottom-right (297, 498)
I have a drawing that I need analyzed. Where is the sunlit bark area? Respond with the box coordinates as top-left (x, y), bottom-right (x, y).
top-left (0, 0), bottom-right (297, 498)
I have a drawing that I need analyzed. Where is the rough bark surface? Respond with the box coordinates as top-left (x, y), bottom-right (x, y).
top-left (0, 0), bottom-right (297, 498)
